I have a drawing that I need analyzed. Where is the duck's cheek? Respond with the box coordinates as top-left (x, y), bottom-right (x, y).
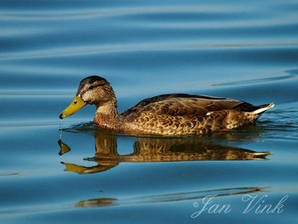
top-left (82, 92), bottom-right (93, 103)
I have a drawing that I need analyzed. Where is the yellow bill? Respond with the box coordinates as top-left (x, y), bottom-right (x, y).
top-left (61, 162), bottom-right (88, 174)
top-left (59, 95), bottom-right (86, 119)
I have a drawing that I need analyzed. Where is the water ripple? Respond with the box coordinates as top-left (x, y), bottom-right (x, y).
top-left (0, 41), bottom-right (297, 61)
top-left (1, 1), bottom-right (298, 223)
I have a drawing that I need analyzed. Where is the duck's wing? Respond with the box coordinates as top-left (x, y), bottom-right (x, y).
top-left (122, 93), bottom-right (257, 121)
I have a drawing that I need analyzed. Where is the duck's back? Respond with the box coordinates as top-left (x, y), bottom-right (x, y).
top-left (121, 94), bottom-right (261, 136)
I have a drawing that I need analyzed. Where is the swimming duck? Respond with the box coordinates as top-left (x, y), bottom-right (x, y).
top-left (59, 76), bottom-right (274, 136)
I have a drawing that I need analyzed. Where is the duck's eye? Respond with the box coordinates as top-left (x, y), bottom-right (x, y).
top-left (74, 101), bottom-right (77, 104)
top-left (88, 86), bottom-right (94, 90)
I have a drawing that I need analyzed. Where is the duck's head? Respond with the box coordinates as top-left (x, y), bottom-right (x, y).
top-left (59, 76), bottom-right (115, 119)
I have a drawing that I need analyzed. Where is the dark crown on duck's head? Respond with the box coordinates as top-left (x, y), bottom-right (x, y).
top-left (76, 76), bottom-right (109, 96)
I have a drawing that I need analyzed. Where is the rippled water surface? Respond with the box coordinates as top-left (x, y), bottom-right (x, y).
top-left (1, 0), bottom-right (298, 223)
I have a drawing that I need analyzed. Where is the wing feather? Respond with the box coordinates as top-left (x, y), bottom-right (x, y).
top-left (122, 94), bottom-right (253, 121)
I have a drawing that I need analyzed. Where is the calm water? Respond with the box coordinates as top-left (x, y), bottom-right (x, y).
top-left (1, 0), bottom-right (298, 223)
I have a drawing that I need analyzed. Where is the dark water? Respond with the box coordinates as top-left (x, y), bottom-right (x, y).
top-left (1, 0), bottom-right (298, 223)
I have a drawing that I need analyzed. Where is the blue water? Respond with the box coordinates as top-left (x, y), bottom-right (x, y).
top-left (1, 0), bottom-right (298, 223)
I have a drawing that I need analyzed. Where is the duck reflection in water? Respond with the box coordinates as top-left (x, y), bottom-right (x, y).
top-left (58, 128), bottom-right (271, 175)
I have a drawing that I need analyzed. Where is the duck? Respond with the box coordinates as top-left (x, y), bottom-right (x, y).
top-left (59, 76), bottom-right (274, 136)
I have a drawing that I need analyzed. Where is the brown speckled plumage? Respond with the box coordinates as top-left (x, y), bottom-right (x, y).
top-left (60, 76), bottom-right (274, 136)
top-left (120, 94), bottom-right (272, 135)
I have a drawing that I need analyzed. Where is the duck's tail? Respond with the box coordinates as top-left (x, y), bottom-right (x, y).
top-left (244, 103), bottom-right (274, 123)
top-left (251, 103), bottom-right (275, 115)
top-left (251, 151), bottom-right (272, 160)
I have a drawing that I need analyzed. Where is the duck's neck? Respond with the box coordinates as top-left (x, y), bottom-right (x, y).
top-left (94, 99), bottom-right (123, 131)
